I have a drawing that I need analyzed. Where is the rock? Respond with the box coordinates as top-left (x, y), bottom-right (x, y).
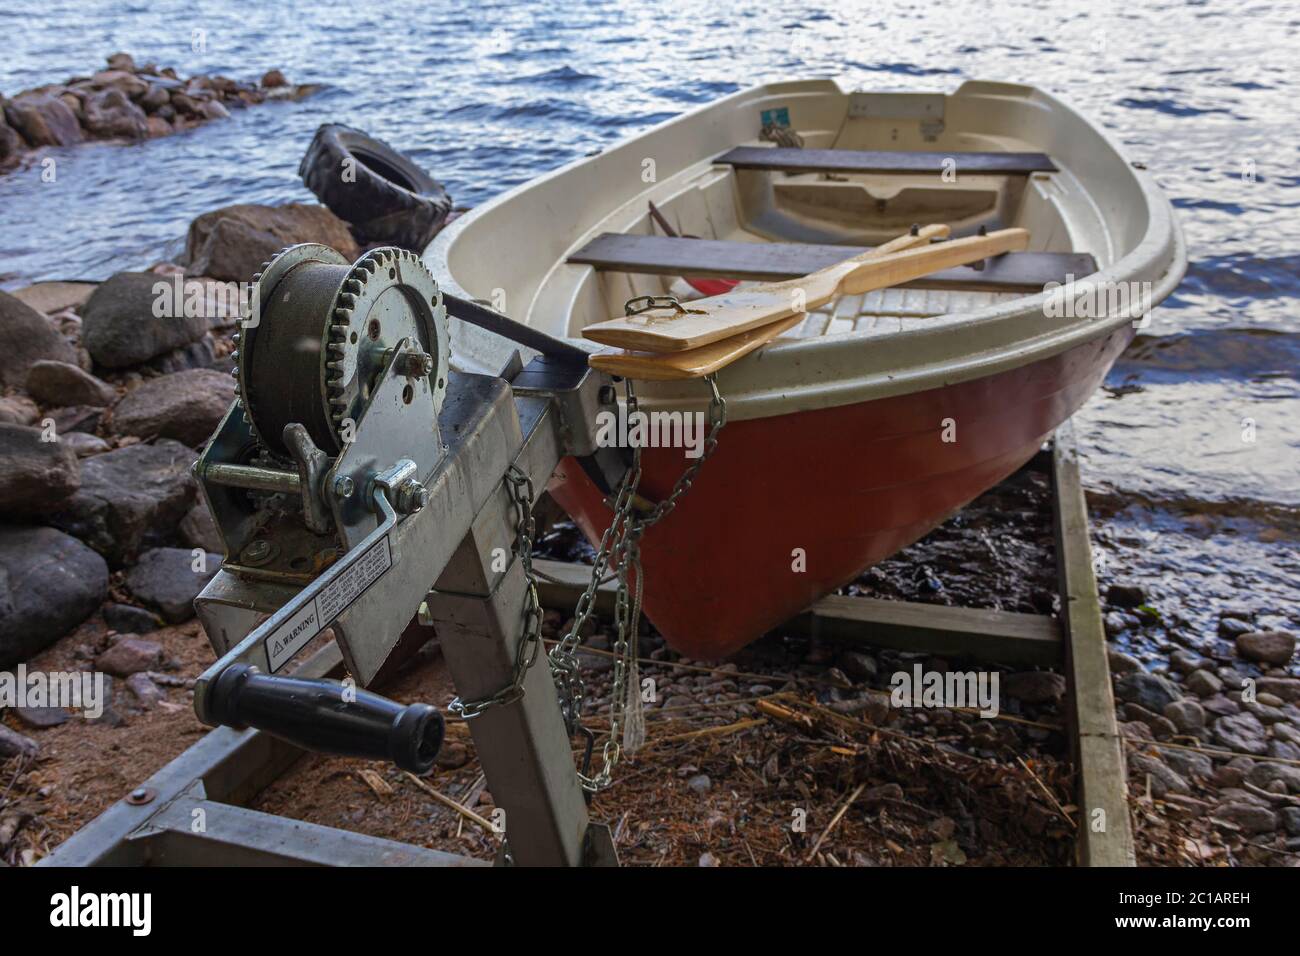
top-left (1163, 748), bottom-right (1213, 780)
top-left (1107, 649), bottom-right (1143, 675)
top-left (144, 114), bottom-right (172, 138)
top-left (1218, 617), bottom-right (1254, 638)
top-left (48, 439), bottom-right (195, 566)
top-left (95, 637), bottom-right (164, 676)
top-left (261, 69), bottom-right (288, 88)
top-left (1245, 762), bottom-right (1300, 794)
top-left (1169, 649), bottom-right (1209, 675)
top-left (1212, 711), bottom-right (1269, 756)
top-left (698, 852), bottom-right (719, 867)
top-left (1114, 672), bottom-right (1182, 713)
top-left (199, 99), bottom-right (230, 121)
top-left (0, 423), bottom-right (81, 516)
top-left (124, 547), bottom-right (220, 622)
top-left (686, 774), bottom-right (712, 795)
top-left (1003, 671), bottom-right (1066, 704)
top-left (102, 602), bottom-right (162, 634)
top-left (183, 203), bottom-right (360, 282)
top-left (47, 405), bottom-right (106, 435)
top-left (80, 272), bottom-right (208, 369)
top-left (1258, 676), bottom-right (1300, 707)
top-left (3, 93), bottom-right (84, 147)
top-left (1128, 752), bottom-right (1190, 797)
top-left (1282, 808), bottom-right (1300, 837)
top-left (179, 502), bottom-right (223, 553)
top-left (125, 672), bottom-right (166, 708)
top-left (1236, 631), bottom-right (1296, 666)
top-left (25, 360), bottom-right (117, 407)
top-left (1186, 669), bottom-right (1223, 697)
top-left (0, 394), bottom-right (39, 425)
top-left (106, 52), bottom-right (137, 72)
top-left (62, 431), bottom-right (110, 458)
top-left (88, 70), bottom-right (149, 99)
top-left (0, 724), bottom-right (39, 759)
top-left (1123, 704), bottom-right (1178, 740)
top-left (435, 741), bottom-right (468, 769)
top-left (111, 368), bottom-right (234, 446)
top-left (0, 291), bottom-right (79, 387)
top-left (81, 88), bottom-right (148, 139)
top-left (0, 527), bottom-right (108, 667)
top-left (1201, 693), bottom-right (1240, 717)
top-left (0, 113), bottom-right (23, 163)
top-left (14, 705), bottom-right (70, 729)
top-left (839, 650), bottom-right (879, 683)
top-left (1106, 584), bottom-right (1145, 609)
top-left (1163, 699), bottom-right (1205, 733)
top-left (1211, 801), bottom-right (1277, 835)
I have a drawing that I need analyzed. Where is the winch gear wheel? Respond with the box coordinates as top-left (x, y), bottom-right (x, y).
top-left (232, 244), bottom-right (450, 461)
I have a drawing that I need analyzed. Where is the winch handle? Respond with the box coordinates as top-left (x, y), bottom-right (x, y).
top-left (206, 663), bottom-right (444, 774)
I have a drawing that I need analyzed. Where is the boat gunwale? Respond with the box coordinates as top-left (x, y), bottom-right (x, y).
top-left (428, 77), bottom-right (1187, 422)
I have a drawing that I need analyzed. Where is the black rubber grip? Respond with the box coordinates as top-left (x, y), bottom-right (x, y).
top-left (207, 664), bottom-right (443, 774)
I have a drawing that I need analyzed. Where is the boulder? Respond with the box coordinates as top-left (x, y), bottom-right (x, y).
top-left (179, 502), bottom-right (223, 553)
top-left (0, 526), bottom-right (109, 667)
top-left (1256, 677), bottom-right (1300, 703)
top-left (25, 360), bottom-right (117, 407)
top-left (111, 368), bottom-right (234, 446)
top-left (95, 636), bottom-right (164, 676)
top-left (0, 115), bottom-right (23, 163)
top-left (1236, 630), bottom-right (1296, 666)
top-left (106, 52), bottom-right (137, 72)
top-left (45, 405), bottom-right (103, 435)
top-left (1114, 672), bottom-right (1183, 713)
top-left (80, 272), bottom-right (208, 368)
top-left (0, 291), bottom-right (79, 387)
top-left (3, 93), bottom-right (84, 147)
top-left (1003, 671), bottom-right (1066, 705)
top-left (0, 724), bottom-right (39, 759)
top-left (183, 203), bottom-right (360, 282)
top-left (199, 99), bottom-right (230, 121)
top-left (102, 602), bottom-right (162, 634)
top-left (1162, 699), bottom-right (1206, 733)
top-left (81, 87), bottom-right (149, 139)
top-left (145, 115), bottom-right (171, 138)
top-left (0, 394), bottom-right (39, 425)
top-left (261, 69), bottom-right (288, 88)
top-left (125, 672), bottom-right (166, 708)
top-left (1185, 669), bottom-right (1223, 697)
top-left (124, 546), bottom-right (221, 622)
top-left (1212, 711), bottom-right (1269, 756)
top-left (1106, 584), bottom-right (1145, 609)
top-left (47, 439), bottom-right (195, 566)
top-left (138, 83), bottom-right (170, 111)
top-left (1128, 752), bottom-right (1190, 798)
top-left (62, 431), bottom-right (111, 457)
top-left (1211, 801), bottom-right (1277, 835)
top-left (0, 423), bottom-right (80, 516)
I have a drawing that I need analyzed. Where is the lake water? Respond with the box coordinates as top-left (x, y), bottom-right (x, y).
top-left (1, 0), bottom-right (1296, 655)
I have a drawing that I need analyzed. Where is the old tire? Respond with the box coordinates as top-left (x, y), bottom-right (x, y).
top-left (299, 124), bottom-right (451, 250)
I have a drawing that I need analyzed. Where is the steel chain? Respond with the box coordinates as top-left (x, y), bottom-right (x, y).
top-left (447, 464), bottom-right (544, 719)
top-left (448, 375), bottom-right (727, 795)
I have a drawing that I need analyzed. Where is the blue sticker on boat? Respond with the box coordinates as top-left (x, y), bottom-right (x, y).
top-left (761, 107), bottom-right (790, 129)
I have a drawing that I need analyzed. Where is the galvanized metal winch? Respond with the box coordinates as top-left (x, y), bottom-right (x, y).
top-left (188, 243), bottom-right (633, 866)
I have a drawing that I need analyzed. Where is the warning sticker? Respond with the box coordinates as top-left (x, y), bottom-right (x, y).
top-left (264, 535), bottom-right (392, 672)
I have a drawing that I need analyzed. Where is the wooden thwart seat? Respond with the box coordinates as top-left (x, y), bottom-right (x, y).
top-left (568, 233), bottom-right (1096, 294)
top-left (716, 145), bottom-right (1058, 176)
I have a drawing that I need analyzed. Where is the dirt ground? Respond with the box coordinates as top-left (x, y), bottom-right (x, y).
top-left (0, 457), bottom-right (1248, 867)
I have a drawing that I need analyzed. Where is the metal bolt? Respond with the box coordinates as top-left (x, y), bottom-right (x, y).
top-left (333, 475), bottom-right (355, 500)
top-left (127, 787), bottom-right (156, 806)
top-left (395, 478), bottom-right (429, 515)
top-left (245, 540), bottom-right (271, 561)
top-left (598, 384), bottom-right (617, 405)
top-left (399, 350), bottom-right (435, 377)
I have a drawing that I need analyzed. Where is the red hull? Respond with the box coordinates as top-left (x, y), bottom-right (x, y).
top-left (548, 328), bottom-right (1132, 659)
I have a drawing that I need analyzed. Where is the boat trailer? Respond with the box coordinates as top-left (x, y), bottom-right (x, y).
top-left (42, 245), bottom-right (1134, 868)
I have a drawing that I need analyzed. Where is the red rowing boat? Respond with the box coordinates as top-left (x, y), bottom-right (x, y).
top-left (430, 78), bottom-right (1185, 659)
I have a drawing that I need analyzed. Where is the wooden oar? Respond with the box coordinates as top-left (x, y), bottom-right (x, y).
top-left (589, 312), bottom-right (803, 381)
top-left (585, 225), bottom-right (947, 381)
top-left (583, 226), bottom-right (1027, 353)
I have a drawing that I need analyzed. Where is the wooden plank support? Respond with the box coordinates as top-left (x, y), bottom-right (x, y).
top-left (533, 558), bottom-right (1062, 667)
top-left (716, 145), bottom-right (1058, 175)
top-left (567, 233), bottom-right (1097, 294)
top-left (1052, 422), bottom-right (1136, 866)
